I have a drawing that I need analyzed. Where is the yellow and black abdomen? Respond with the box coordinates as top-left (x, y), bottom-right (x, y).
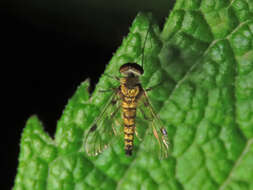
top-left (120, 81), bottom-right (142, 156)
top-left (122, 100), bottom-right (137, 156)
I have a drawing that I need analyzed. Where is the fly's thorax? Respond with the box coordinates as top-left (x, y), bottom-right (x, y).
top-left (120, 76), bottom-right (140, 89)
top-left (120, 78), bottom-right (141, 98)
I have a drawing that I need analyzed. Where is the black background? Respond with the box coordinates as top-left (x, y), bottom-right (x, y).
top-left (2, 0), bottom-right (173, 189)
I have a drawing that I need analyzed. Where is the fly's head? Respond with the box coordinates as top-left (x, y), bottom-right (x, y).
top-left (119, 63), bottom-right (143, 88)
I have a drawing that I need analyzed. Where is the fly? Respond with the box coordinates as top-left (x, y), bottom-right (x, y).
top-left (84, 25), bottom-right (170, 158)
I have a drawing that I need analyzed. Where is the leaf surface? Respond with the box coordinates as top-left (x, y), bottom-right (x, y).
top-left (14, 1), bottom-right (253, 189)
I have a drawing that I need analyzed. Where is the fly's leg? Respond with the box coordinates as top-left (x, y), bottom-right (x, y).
top-left (113, 118), bottom-right (123, 136)
top-left (139, 107), bottom-right (152, 121)
top-left (98, 73), bottom-right (120, 93)
top-left (110, 98), bottom-right (121, 135)
top-left (99, 88), bottom-right (118, 93)
top-left (143, 91), bottom-right (170, 149)
top-left (145, 82), bottom-right (162, 92)
top-left (111, 105), bottom-right (120, 135)
top-left (103, 73), bottom-right (120, 81)
top-left (160, 127), bottom-right (169, 149)
top-left (99, 89), bottom-right (114, 93)
top-left (134, 127), bottom-right (142, 141)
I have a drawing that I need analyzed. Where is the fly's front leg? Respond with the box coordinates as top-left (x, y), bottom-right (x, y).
top-left (145, 82), bottom-right (162, 92)
top-left (99, 87), bottom-right (118, 93)
top-left (103, 73), bottom-right (120, 81)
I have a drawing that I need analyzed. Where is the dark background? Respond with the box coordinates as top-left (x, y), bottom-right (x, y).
top-left (2, 0), bottom-right (173, 189)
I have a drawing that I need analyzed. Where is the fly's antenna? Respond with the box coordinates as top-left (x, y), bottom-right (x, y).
top-left (141, 23), bottom-right (152, 69)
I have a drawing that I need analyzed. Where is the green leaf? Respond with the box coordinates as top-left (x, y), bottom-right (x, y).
top-left (14, 0), bottom-right (253, 189)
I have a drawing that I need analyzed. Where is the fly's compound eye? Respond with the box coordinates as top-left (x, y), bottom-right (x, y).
top-left (119, 63), bottom-right (144, 76)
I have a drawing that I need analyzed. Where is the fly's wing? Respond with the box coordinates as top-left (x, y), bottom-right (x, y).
top-left (84, 91), bottom-right (122, 156)
top-left (137, 90), bottom-right (170, 159)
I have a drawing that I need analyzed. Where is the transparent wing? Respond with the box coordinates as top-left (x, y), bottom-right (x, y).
top-left (84, 90), bottom-right (122, 156)
top-left (137, 90), bottom-right (170, 159)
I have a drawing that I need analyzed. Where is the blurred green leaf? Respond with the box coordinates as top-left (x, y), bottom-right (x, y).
top-left (14, 0), bottom-right (253, 189)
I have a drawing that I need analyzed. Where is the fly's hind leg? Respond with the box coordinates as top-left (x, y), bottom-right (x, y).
top-left (140, 107), bottom-right (152, 121)
top-left (134, 127), bottom-right (142, 141)
top-left (111, 104), bottom-right (121, 135)
top-left (160, 127), bottom-right (170, 149)
top-left (143, 91), bottom-right (170, 150)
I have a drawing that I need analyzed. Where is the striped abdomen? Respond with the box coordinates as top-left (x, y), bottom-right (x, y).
top-left (122, 100), bottom-right (137, 156)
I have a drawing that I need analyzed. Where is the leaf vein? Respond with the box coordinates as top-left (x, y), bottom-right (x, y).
top-left (219, 138), bottom-right (253, 190)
